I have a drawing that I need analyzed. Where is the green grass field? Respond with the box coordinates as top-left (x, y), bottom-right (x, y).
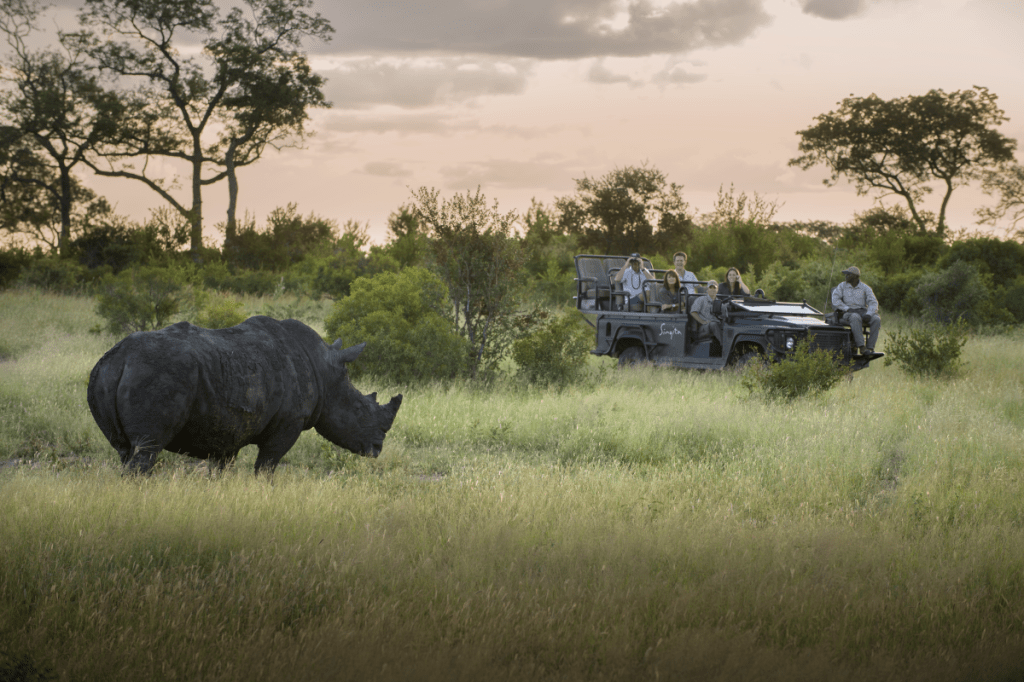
top-left (2, 288), bottom-right (1024, 681)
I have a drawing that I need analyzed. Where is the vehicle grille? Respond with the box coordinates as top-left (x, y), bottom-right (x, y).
top-left (809, 330), bottom-right (847, 354)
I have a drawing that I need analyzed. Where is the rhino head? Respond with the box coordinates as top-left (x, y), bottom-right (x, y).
top-left (315, 341), bottom-right (403, 458)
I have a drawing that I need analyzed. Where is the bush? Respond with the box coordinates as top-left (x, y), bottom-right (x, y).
top-left (741, 340), bottom-right (850, 401)
top-left (195, 295), bottom-right (247, 329)
top-left (95, 266), bottom-right (207, 336)
top-left (512, 309), bottom-right (592, 387)
top-left (874, 269), bottom-right (924, 315)
top-left (0, 247), bottom-right (33, 289)
top-left (16, 257), bottom-right (100, 294)
top-left (323, 267), bottom-right (470, 384)
top-left (911, 261), bottom-right (1008, 325)
top-left (883, 321), bottom-right (968, 378)
top-left (197, 261), bottom-right (281, 296)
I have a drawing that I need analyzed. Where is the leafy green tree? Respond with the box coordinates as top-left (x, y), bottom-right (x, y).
top-left (95, 265), bottom-right (206, 335)
top-left (380, 203), bottom-right (427, 269)
top-left (790, 87), bottom-right (1017, 236)
top-left (324, 267), bottom-right (469, 384)
top-left (555, 164), bottom-right (693, 255)
top-left (79, 0), bottom-right (332, 253)
top-left (412, 186), bottom-right (526, 379)
top-left (512, 309), bottom-right (591, 387)
top-left (0, 0), bottom-right (129, 255)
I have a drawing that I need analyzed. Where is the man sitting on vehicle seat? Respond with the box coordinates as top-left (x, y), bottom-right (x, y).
top-left (690, 280), bottom-right (723, 345)
top-left (613, 253), bottom-right (653, 311)
top-left (831, 265), bottom-right (881, 355)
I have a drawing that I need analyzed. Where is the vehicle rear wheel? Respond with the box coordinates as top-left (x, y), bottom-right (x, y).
top-left (617, 345), bottom-right (646, 367)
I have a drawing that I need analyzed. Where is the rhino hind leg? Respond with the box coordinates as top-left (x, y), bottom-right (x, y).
top-left (253, 427), bottom-right (303, 476)
top-left (124, 442), bottom-right (161, 475)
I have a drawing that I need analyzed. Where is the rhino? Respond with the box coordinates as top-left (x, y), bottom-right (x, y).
top-left (87, 316), bottom-right (402, 474)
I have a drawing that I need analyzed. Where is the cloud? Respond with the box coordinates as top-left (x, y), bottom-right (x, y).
top-left (653, 63), bottom-right (707, 84)
top-left (439, 158), bottom-right (582, 191)
top-left (318, 110), bottom-right (556, 138)
top-left (799, 0), bottom-right (867, 20)
top-left (587, 59), bottom-right (642, 86)
top-left (312, 0), bottom-right (772, 59)
top-left (361, 161), bottom-right (412, 177)
top-left (315, 57), bottom-right (532, 109)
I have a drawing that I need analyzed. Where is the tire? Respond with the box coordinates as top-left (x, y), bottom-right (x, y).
top-left (730, 349), bottom-right (766, 371)
top-left (617, 345), bottom-right (646, 368)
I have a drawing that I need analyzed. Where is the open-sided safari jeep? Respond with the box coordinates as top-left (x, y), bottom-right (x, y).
top-left (574, 254), bottom-right (884, 371)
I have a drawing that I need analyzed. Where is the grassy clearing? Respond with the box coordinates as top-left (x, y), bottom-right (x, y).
top-left (2, 289), bottom-right (1024, 681)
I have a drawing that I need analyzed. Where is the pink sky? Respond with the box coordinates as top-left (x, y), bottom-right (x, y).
top-left (63, 0), bottom-right (1024, 244)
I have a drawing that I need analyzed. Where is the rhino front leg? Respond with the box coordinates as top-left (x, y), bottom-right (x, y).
top-left (253, 427), bottom-right (302, 476)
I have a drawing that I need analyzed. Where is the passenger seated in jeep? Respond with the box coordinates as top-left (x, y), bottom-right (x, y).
top-left (657, 270), bottom-right (683, 312)
top-left (720, 267), bottom-right (750, 296)
top-left (613, 253), bottom-right (653, 312)
top-left (690, 280), bottom-right (723, 344)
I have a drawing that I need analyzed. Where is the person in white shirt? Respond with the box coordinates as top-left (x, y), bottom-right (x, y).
top-left (614, 253), bottom-right (654, 311)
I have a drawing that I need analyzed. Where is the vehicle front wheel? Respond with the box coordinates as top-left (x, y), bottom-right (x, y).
top-left (617, 345), bottom-right (646, 368)
top-left (730, 349), bottom-right (766, 371)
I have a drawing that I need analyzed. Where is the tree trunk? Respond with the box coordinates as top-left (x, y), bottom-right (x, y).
top-left (225, 140), bottom-right (239, 248)
top-left (190, 137), bottom-right (204, 254)
top-left (58, 165), bottom-right (72, 257)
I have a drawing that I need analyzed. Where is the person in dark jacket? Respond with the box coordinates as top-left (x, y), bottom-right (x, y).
top-left (657, 270), bottom-right (683, 312)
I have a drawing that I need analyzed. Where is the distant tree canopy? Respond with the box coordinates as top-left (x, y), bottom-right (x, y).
top-left (790, 86), bottom-right (1017, 236)
top-left (78, 0), bottom-right (332, 253)
top-left (977, 163), bottom-right (1024, 235)
top-left (0, 0), bottom-right (133, 256)
top-left (556, 164), bottom-right (693, 257)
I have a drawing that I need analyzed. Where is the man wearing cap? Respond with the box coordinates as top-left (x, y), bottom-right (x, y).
top-left (690, 280), bottom-right (723, 345)
top-left (613, 253), bottom-right (654, 311)
top-left (831, 266), bottom-right (881, 355)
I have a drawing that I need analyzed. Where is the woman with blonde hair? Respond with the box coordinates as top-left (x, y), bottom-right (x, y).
top-left (721, 267), bottom-right (750, 296)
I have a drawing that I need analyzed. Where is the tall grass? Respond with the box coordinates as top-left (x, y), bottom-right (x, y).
top-left (2, 289), bottom-right (1024, 681)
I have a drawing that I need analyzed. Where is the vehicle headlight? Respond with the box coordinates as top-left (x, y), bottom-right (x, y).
top-left (785, 336), bottom-right (796, 350)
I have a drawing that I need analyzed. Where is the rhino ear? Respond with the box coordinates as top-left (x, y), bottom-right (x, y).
top-left (334, 341), bottom-right (366, 364)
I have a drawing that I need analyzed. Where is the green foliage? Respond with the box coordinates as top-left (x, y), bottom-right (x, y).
top-left (412, 186), bottom-right (526, 379)
top-left (741, 340), bottom-right (850, 401)
top-left (194, 295), bottom-right (247, 329)
top-left (875, 269), bottom-right (925, 315)
top-left (95, 265), bottom-right (206, 336)
top-left (0, 247), bottom-right (33, 288)
top-left (197, 261), bottom-right (281, 295)
top-left (791, 86), bottom-right (1017, 235)
top-left (555, 163), bottom-right (693, 255)
top-left (938, 236), bottom-right (1024, 283)
top-left (512, 309), bottom-right (592, 387)
top-left (883, 321), bottom-right (969, 378)
top-left (16, 256), bottom-right (99, 294)
top-left (911, 261), bottom-right (1010, 325)
top-left (225, 205), bottom-right (338, 271)
top-left (323, 267), bottom-right (469, 384)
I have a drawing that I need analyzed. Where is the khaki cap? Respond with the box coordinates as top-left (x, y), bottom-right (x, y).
top-left (842, 266), bottom-right (861, 276)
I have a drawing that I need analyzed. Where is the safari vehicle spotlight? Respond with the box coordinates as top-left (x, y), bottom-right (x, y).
top-left (574, 254), bottom-right (884, 370)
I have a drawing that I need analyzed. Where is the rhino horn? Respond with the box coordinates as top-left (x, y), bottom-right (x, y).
top-left (333, 341), bottom-right (366, 364)
top-left (369, 391), bottom-right (377, 403)
top-left (388, 394), bottom-right (403, 413)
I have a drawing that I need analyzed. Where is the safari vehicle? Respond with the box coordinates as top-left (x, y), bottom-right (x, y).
top-left (574, 254), bottom-right (884, 370)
